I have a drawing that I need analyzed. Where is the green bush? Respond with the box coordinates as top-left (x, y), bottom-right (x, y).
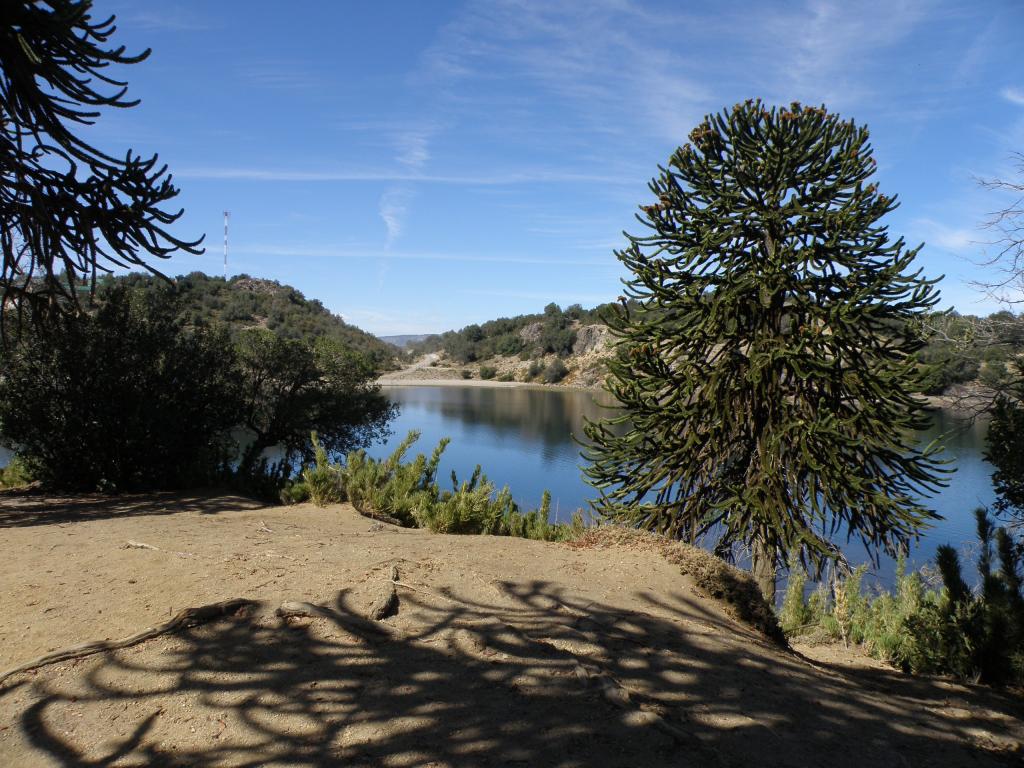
top-left (498, 372), bottom-right (514, 382)
top-left (460, 369), bottom-right (473, 380)
top-left (526, 360), bottom-right (543, 380)
top-left (339, 431), bottom-right (447, 526)
top-left (479, 365), bottom-right (497, 380)
top-left (328, 430), bottom-right (581, 542)
top-left (780, 508), bottom-right (1024, 686)
top-left (279, 479), bottom-right (311, 505)
top-left (542, 359), bottom-right (569, 383)
top-left (0, 456), bottom-right (34, 488)
top-left (302, 433), bottom-right (344, 505)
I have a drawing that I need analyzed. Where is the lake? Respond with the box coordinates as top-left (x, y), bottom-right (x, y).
top-left (374, 385), bottom-right (997, 588)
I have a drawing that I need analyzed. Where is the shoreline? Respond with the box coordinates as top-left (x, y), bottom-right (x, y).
top-left (377, 375), bottom-right (597, 392)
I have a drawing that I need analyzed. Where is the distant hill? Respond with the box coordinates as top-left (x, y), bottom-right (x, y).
top-left (380, 334), bottom-right (431, 349)
top-left (111, 272), bottom-right (398, 370)
top-left (403, 302), bottom-right (617, 386)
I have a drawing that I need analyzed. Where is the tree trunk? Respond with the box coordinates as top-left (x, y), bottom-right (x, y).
top-left (751, 540), bottom-right (777, 605)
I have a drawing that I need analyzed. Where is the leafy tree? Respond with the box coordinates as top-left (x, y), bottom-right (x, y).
top-left (234, 329), bottom-right (396, 479)
top-left (0, 285), bottom-right (237, 490)
top-left (584, 100), bottom-right (947, 600)
top-left (986, 383), bottom-right (1024, 525)
top-left (0, 1), bottom-right (202, 321)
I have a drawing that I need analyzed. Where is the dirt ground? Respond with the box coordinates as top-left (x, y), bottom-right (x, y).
top-left (0, 493), bottom-right (1021, 767)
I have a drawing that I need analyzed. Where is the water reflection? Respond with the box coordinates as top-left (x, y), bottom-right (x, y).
top-left (375, 386), bottom-right (997, 585)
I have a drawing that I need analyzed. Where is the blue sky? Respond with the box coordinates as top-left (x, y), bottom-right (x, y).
top-left (91, 0), bottom-right (1024, 335)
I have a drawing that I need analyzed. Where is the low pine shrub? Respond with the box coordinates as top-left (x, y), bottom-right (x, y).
top-left (322, 430), bottom-right (580, 542)
top-left (780, 508), bottom-right (1024, 686)
top-left (279, 479), bottom-right (311, 505)
top-left (479, 365), bottom-right (497, 380)
top-left (303, 432), bottom-right (344, 505)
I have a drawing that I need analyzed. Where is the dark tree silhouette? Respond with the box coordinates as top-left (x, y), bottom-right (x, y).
top-left (0, 0), bottom-right (202, 324)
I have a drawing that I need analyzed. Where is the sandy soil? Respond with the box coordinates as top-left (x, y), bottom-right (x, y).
top-left (0, 493), bottom-right (1022, 767)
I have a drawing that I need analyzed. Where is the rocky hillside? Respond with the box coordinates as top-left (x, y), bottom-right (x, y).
top-left (407, 303), bottom-right (616, 387)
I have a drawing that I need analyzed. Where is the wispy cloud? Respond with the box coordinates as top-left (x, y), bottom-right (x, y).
top-left (420, 0), bottom-right (711, 143)
top-left (1002, 87), bottom-right (1024, 107)
top-left (460, 288), bottom-right (611, 304)
top-left (238, 63), bottom-right (319, 91)
top-left (379, 187), bottom-right (414, 247)
top-left (235, 243), bottom-right (609, 267)
top-left (175, 166), bottom-right (639, 185)
top-left (395, 129), bottom-right (434, 169)
top-left (912, 218), bottom-right (979, 253)
top-left (755, 0), bottom-right (932, 107)
top-left (122, 8), bottom-right (212, 32)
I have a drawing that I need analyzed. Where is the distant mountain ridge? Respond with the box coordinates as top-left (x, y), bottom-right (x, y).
top-left (380, 334), bottom-right (432, 349)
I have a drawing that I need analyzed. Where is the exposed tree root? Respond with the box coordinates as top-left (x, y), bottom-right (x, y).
top-left (0, 598), bottom-right (255, 688)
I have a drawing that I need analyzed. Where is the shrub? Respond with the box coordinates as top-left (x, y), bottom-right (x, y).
top-left (780, 508), bottom-right (1024, 686)
top-left (498, 372), bottom-right (514, 382)
top-left (460, 369), bottom-right (473, 380)
top-left (479, 365), bottom-right (497, 380)
top-left (0, 456), bottom-right (33, 488)
top-left (543, 359), bottom-right (569, 384)
top-left (526, 360), bottom-right (544, 380)
top-left (778, 556), bottom-right (813, 635)
top-left (279, 479), bottom-right (311, 505)
top-left (340, 431), bottom-right (447, 526)
top-left (330, 431), bottom-right (580, 542)
top-left (302, 433), bottom-right (344, 505)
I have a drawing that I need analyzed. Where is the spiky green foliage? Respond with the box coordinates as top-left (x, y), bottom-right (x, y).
top-left (0, 1), bottom-right (202, 322)
top-left (584, 100), bottom-right (947, 592)
top-left (302, 432), bottom-right (344, 506)
top-left (785, 510), bottom-right (1024, 685)
top-left (330, 431), bottom-right (582, 541)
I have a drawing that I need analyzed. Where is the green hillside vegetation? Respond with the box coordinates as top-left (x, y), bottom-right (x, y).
top-left (412, 299), bottom-right (1024, 396)
top-left (114, 272), bottom-right (398, 370)
top-left (409, 301), bottom-right (616, 364)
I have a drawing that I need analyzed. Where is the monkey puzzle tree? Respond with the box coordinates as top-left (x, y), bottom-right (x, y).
top-left (0, 0), bottom-right (202, 323)
top-left (584, 100), bottom-right (948, 600)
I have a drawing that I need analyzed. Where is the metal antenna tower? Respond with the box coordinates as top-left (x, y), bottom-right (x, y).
top-left (223, 211), bottom-right (230, 279)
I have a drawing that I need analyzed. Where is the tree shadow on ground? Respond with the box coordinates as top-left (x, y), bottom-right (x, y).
top-left (0, 491), bottom-right (266, 529)
top-left (4, 580), bottom-right (1023, 767)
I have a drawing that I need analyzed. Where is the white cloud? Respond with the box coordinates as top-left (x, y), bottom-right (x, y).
top-left (1002, 87), bottom-right (1024, 107)
top-left (912, 218), bottom-right (978, 253)
top-left (378, 187), bottom-right (414, 247)
top-left (420, 0), bottom-right (710, 143)
top-left (395, 130), bottom-right (433, 169)
top-left (175, 165), bottom-right (638, 185)
top-left (234, 243), bottom-right (608, 267)
top-left (755, 0), bottom-right (932, 107)
top-left (460, 288), bottom-right (610, 304)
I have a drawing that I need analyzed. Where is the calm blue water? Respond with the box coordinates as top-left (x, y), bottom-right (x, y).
top-left (374, 385), bottom-right (997, 588)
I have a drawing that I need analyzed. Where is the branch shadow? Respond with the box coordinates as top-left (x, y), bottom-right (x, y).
top-left (5, 580), bottom-right (1023, 767)
top-left (0, 491), bottom-right (266, 529)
